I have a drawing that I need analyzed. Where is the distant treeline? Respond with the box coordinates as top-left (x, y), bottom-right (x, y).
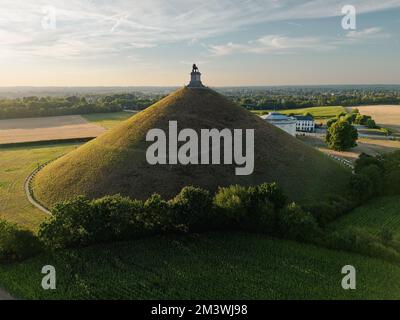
top-left (221, 88), bottom-right (400, 110)
top-left (2, 87), bottom-right (400, 119)
top-left (0, 94), bottom-right (164, 120)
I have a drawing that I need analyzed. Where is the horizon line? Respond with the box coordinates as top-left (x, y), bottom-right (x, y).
top-left (1, 83), bottom-right (400, 89)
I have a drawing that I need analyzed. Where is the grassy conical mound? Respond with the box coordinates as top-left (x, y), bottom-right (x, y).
top-left (33, 87), bottom-right (350, 208)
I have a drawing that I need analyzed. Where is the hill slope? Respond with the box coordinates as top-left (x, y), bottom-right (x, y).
top-left (33, 87), bottom-right (350, 207)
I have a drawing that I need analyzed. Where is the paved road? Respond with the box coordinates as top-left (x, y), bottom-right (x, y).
top-left (0, 288), bottom-right (14, 300)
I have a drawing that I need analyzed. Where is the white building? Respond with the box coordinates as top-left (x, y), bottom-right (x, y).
top-left (293, 115), bottom-right (315, 132)
top-left (261, 112), bottom-right (297, 136)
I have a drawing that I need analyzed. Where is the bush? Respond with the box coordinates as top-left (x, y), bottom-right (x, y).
top-left (354, 114), bottom-right (371, 125)
top-left (326, 118), bottom-right (338, 128)
top-left (349, 174), bottom-right (374, 203)
top-left (213, 183), bottom-right (287, 232)
top-left (253, 182), bottom-right (287, 210)
top-left (169, 186), bottom-right (213, 231)
top-left (353, 151), bottom-right (400, 198)
top-left (143, 193), bottom-right (170, 232)
top-left (358, 164), bottom-right (384, 197)
top-left (39, 196), bottom-right (95, 249)
top-left (379, 227), bottom-right (393, 244)
top-left (349, 174), bottom-right (373, 202)
top-left (340, 113), bottom-right (356, 124)
top-left (325, 229), bottom-right (400, 263)
top-left (39, 195), bottom-right (147, 249)
top-left (304, 195), bottom-right (355, 227)
top-left (355, 153), bottom-right (384, 174)
top-left (90, 195), bottom-right (145, 242)
top-left (366, 118), bottom-right (377, 129)
top-left (213, 185), bottom-right (252, 225)
top-left (0, 219), bottom-right (42, 262)
top-left (277, 203), bottom-right (320, 241)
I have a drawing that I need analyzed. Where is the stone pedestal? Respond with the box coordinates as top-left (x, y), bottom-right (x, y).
top-left (187, 71), bottom-right (204, 88)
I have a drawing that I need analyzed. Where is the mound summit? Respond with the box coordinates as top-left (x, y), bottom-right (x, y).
top-left (33, 86), bottom-right (350, 208)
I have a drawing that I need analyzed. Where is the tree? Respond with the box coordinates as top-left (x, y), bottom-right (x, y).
top-left (354, 113), bottom-right (371, 125)
top-left (358, 164), bottom-right (384, 196)
top-left (325, 119), bottom-right (358, 151)
top-left (349, 174), bottom-right (373, 202)
top-left (326, 118), bottom-right (338, 128)
top-left (341, 113), bottom-right (356, 124)
top-left (365, 118), bottom-right (377, 129)
top-left (278, 203), bottom-right (319, 241)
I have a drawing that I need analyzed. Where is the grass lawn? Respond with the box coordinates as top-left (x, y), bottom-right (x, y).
top-left (252, 106), bottom-right (346, 120)
top-left (83, 111), bottom-right (136, 129)
top-left (0, 142), bottom-right (81, 231)
top-left (1, 231), bottom-right (400, 299)
top-left (332, 196), bottom-right (400, 239)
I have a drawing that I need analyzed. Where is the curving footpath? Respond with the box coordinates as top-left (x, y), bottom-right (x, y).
top-left (24, 163), bottom-right (52, 216)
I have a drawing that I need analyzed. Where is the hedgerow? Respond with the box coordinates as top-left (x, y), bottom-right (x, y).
top-left (0, 219), bottom-right (42, 262)
top-left (38, 182), bottom-right (318, 250)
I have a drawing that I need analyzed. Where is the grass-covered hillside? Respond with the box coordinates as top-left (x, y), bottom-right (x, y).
top-left (33, 87), bottom-right (350, 208)
top-left (333, 196), bottom-right (400, 239)
top-left (2, 232), bottom-right (400, 300)
top-left (82, 111), bottom-right (135, 129)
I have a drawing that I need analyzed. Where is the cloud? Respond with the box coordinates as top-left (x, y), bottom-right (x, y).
top-left (209, 27), bottom-right (391, 56)
top-left (209, 35), bottom-right (334, 56)
top-left (0, 0), bottom-right (399, 60)
top-left (345, 27), bottom-right (390, 40)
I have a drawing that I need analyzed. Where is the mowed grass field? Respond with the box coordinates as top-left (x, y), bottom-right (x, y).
top-left (0, 115), bottom-right (105, 144)
top-left (347, 105), bottom-right (400, 133)
top-left (333, 196), bottom-right (400, 239)
top-left (252, 106), bottom-right (346, 120)
top-left (2, 232), bottom-right (400, 299)
top-left (0, 142), bottom-right (81, 231)
top-left (83, 111), bottom-right (136, 129)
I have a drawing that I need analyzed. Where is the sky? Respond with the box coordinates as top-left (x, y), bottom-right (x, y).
top-left (1, 0), bottom-right (400, 86)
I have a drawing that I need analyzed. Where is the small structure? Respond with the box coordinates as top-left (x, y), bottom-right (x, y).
top-left (187, 63), bottom-right (205, 88)
top-left (293, 115), bottom-right (315, 132)
top-left (261, 112), bottom-right (297, 136)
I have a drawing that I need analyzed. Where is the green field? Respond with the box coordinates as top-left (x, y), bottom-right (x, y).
top-left (1, 232), bottom-right (400, 299)
top-left (83, 111), bottom-right (135, 129)
top-left (333, 196), bottom-right (400, 239)
top-left (252, 106), bottom-right (346, 119)
top-left (0, 143), bottom-right (81, 231)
